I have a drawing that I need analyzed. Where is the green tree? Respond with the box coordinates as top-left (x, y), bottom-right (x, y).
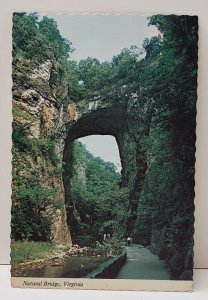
top-left (132, 15), bottom-right (197, 279)
top-left (12, 176), bottom-right (61, 241)
top-left (38, 16), bottom-right (73, 60)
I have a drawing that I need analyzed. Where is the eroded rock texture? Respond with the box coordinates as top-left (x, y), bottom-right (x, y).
top-left (12, 58), bottom-right (72, 245)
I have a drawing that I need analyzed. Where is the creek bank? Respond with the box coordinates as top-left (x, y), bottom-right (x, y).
top-left (11, 244), bottom-right (118, 278)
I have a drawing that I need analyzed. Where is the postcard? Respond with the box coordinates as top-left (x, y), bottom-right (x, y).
top-left (11, 13), bottom-right (198, 291)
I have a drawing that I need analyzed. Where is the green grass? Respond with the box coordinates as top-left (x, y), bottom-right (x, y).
top-left (11, 241), bottom-right (56, 264)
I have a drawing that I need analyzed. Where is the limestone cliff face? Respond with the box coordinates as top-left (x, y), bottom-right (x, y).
top-left (12, 57), bottom-right (73, 245)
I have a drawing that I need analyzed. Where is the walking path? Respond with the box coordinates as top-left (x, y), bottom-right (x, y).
top-left (115, 244), bottom-right (170, 279)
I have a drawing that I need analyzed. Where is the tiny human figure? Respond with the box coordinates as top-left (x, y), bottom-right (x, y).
top-left (127, 236), bottom-right (131, 246)
top-left (130, 237), bottom-right (133, 246)
top-left (103, 233), bottom-right (106, 241)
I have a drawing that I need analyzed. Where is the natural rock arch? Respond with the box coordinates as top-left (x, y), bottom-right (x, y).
top-left (62, 96), bottom-right (144, 241)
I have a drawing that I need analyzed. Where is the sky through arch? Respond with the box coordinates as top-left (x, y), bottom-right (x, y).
top-left (78, 135), bottom-right (121, 172)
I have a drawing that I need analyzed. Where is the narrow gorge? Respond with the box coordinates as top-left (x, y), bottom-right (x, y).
top-left (12, 13), bottom-right (197, 280)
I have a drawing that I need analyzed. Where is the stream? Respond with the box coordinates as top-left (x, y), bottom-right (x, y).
top-left (12, 249), bottom-right (111, 278)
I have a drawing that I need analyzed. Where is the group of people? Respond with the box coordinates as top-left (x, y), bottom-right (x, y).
top-left (103, 233), bottom-right (111, 240)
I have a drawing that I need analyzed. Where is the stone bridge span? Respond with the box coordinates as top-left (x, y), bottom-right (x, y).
top-left (62, 93), bottom-right (145, 237)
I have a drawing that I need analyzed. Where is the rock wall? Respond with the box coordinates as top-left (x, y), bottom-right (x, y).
top-left (12, 57), bottom-right (73, 245)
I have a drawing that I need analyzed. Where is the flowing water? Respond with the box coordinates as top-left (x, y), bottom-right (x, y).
top-left (12, 249), bottom-right (110, 278)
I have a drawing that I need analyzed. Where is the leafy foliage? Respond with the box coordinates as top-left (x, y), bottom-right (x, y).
top-left (12, 175), bottom-right (62, 240)
top-left (12, 122), bottom-right (59, 165)
top-left (12, 110), bottom-right (62, 241)
top-left (131, 15), bottom-right (197, 279)
top-left (95, 238), bottom-right (124, 256)
top-left (77, 47), bottom-right (143, 98)
top-left (13, 13), bottom-right (73, 63)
